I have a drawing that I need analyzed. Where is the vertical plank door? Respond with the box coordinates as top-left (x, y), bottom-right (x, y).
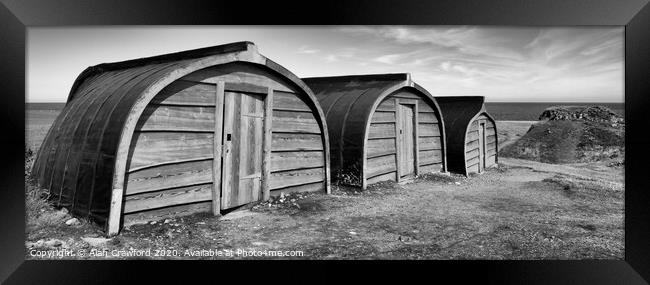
top-left (220, 91), bottom-right (265, 209)
top-left (398, 104), bottom-right (416, 177)
top-left (477, 121), bottom-right (485, 173)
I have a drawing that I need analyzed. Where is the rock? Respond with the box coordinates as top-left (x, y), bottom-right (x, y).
top-left (81, 237), bottom-right (112, 247)
top-left (164, 219), bottom-right (171, 224)
top-left (26, 239), bottom-right (45, 248)
top-left (60, 207), bottom-right (69, 215)
top-left (150, 221), bottom-right (157, 225)
top-left (454, 182), bottom-right (461, 185)
top-left (65, 218), bottom-right (80, 226)
top-left (44, 239), bottom-right (63, 248)
top-left (349, 231), bottom-right (357, 235)
top-left (398, 236), bottom-right (412, 242)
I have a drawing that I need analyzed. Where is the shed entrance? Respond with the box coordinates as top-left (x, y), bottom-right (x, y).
top-left (397, 102), bottom-right (417, 178)
top-left (220, 88), bottom-right (268, 209)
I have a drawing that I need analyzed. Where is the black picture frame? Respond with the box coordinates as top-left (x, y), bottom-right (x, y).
top-left (1, 0), bottom-right (649, 283)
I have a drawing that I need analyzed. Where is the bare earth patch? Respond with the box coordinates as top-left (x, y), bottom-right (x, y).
top-left (26, 162), bottom-right (623, 260)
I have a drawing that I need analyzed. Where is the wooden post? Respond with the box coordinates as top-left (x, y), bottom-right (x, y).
top-left (413, 102), bottom-right (420, 176)
top-left (261, 88), bottom-right (273, 201)
top-left (394, 99), bottom-right (402, 182)
top-left (107, 187), bottom-right (123, 236)
top-left (212, 82), bottom-right (225, 215)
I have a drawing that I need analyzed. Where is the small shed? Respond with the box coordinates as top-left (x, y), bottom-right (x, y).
top-left (32, 42), bottom-right (331, 235)
top-left (303, 74), bottom-right (447, 189)
top-left (435, 96), bottom-right (498, 175)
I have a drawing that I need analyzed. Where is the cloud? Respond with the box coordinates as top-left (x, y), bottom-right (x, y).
top-left (297, 45), bottom-right (320, 54)
top-left (337, 26), bottom-right (623, 101)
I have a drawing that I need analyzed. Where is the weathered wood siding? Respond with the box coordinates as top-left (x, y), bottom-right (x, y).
top-left (123, 63), bottom-right (327, 224)
top-left (123, 79), bottom-right (216, 225)
top-left (465, 114), bottom-right (497, 174)
top-left (365, 91), bottom-right (443, 185)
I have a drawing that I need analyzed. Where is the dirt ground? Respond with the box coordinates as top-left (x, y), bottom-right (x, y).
top-left (25, 118), bottom-right (624, 260)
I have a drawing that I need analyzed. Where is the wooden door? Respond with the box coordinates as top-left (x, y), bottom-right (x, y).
top-left (477, 121), bottom-right (486, 173)
top-left (398, 104), bottom-right (416, 177)
top-left (220, 91), bottom-right (265, 209)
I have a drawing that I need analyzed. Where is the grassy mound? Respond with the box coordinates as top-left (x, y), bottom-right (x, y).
top-left (501, 106), bottom-right (624, 164)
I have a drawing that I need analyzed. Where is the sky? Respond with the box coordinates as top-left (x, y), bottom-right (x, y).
top-left (27, 26), bottom-right (624, 103)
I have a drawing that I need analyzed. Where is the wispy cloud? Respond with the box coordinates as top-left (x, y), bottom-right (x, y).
top-left (297, 45), bottom-right (320, 54)
top-left (337, 26), bottom-right (623, 101)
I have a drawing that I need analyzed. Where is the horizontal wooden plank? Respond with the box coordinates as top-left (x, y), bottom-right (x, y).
top-left (487, 135), bottom-right (497, 144)
top-left (270, 181), bottom-right (325, 196)
top-left (419, 125), bottom-right (441, 137)
top-left (367, 172), bottom-right (396, 185)
top-left (418, 102), bottom-right (436, 113)
top-left (367, 151), bottom-right (397, 159)
top-left (273, 91), bottom-right (311, 111)
top-left (468, 121), bottom-right (479, 131)
top-left (271, 151), bottom-right (324, 172)
top-left (182, 66), bottom-right (296, 93)
top-left (367, 154), bottom-right (397, 178)
top-left (273, 110), bottom-right (317, 120)
top-left (271, 133), bottom-right (324, 151)
top-left (224, 82), bottom-right (268, 94)
top-left (418, 113), bottom-right (438, 123)
top-left (419, 163), bottom-right (443, 174)
top-left (270, 168), bottom-right (325, 189)
top-left (128, 132), bottom-right (214, 171)
top-left (368, 123), bottom-right (396, 139)
top-left (152, 80), bottom-right (216, 106)
top-left (371, 111), bottom-right (396, 123)
top-left (366, 138), bottom-right (396, 156)
top-left (466, 131), bottom-right (479, 142)
top-left (466, 148), bottom-right (480, 159)
top-left (487, 141), bottom-right (497, 150)
top-left (419, 149), bottom-right (443, 165)
top-left (466, 139), bottom-right (479, 152)
top-left (123, 201), bottom-right (212, 226)
top-left (124, 183), bottom-right (212, 213)
top-left (418, 137), bottom-right (442, 150)
top-left (375, 98), bottom-right (396, 111)
top-left (137, 105), bottom-right (215, 132)
top-left (466, 156), bottom-right (480, 168)
top-left (486, 127), bottom-right (496, 136)
top-left (126, 159), bottom-right (213, 194)
top-left (391, 92), bottom-right (421, 100)
top-left (272, 114), bottom-right (321, 134)
top-left (487, 148), bottom-right (497, 157)
top-left (486, 154), bottom-right (497, 167)
top-left (466, 163), bottom-right (479, 174)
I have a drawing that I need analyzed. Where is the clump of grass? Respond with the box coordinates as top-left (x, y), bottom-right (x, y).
top-left (542, 175), bottom-right (623, 200)
top-left (25, 145), bottom-right (61, 229)
top-left (336, 162), bottom-right (362, 187)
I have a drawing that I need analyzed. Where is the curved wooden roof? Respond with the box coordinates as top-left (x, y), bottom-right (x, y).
top-left (435, 96), bottom-right (497, 175)
top-left (303, 74), bottom-right (446, 183)
top-left (32, 42), bottom-right (330, 229)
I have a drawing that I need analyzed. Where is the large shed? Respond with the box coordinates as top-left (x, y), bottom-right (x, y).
top-left (303, 74), bottom-right (447, 189)
top-left (32, 42), bottom-right (331, 235)
top-left (435, 96), bottom-right (498, 175)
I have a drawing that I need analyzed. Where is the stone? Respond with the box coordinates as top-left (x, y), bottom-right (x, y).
top-left (65, 218), bottom-right (80, 226)
top-left (81, 237), bottom-right (112, 247)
